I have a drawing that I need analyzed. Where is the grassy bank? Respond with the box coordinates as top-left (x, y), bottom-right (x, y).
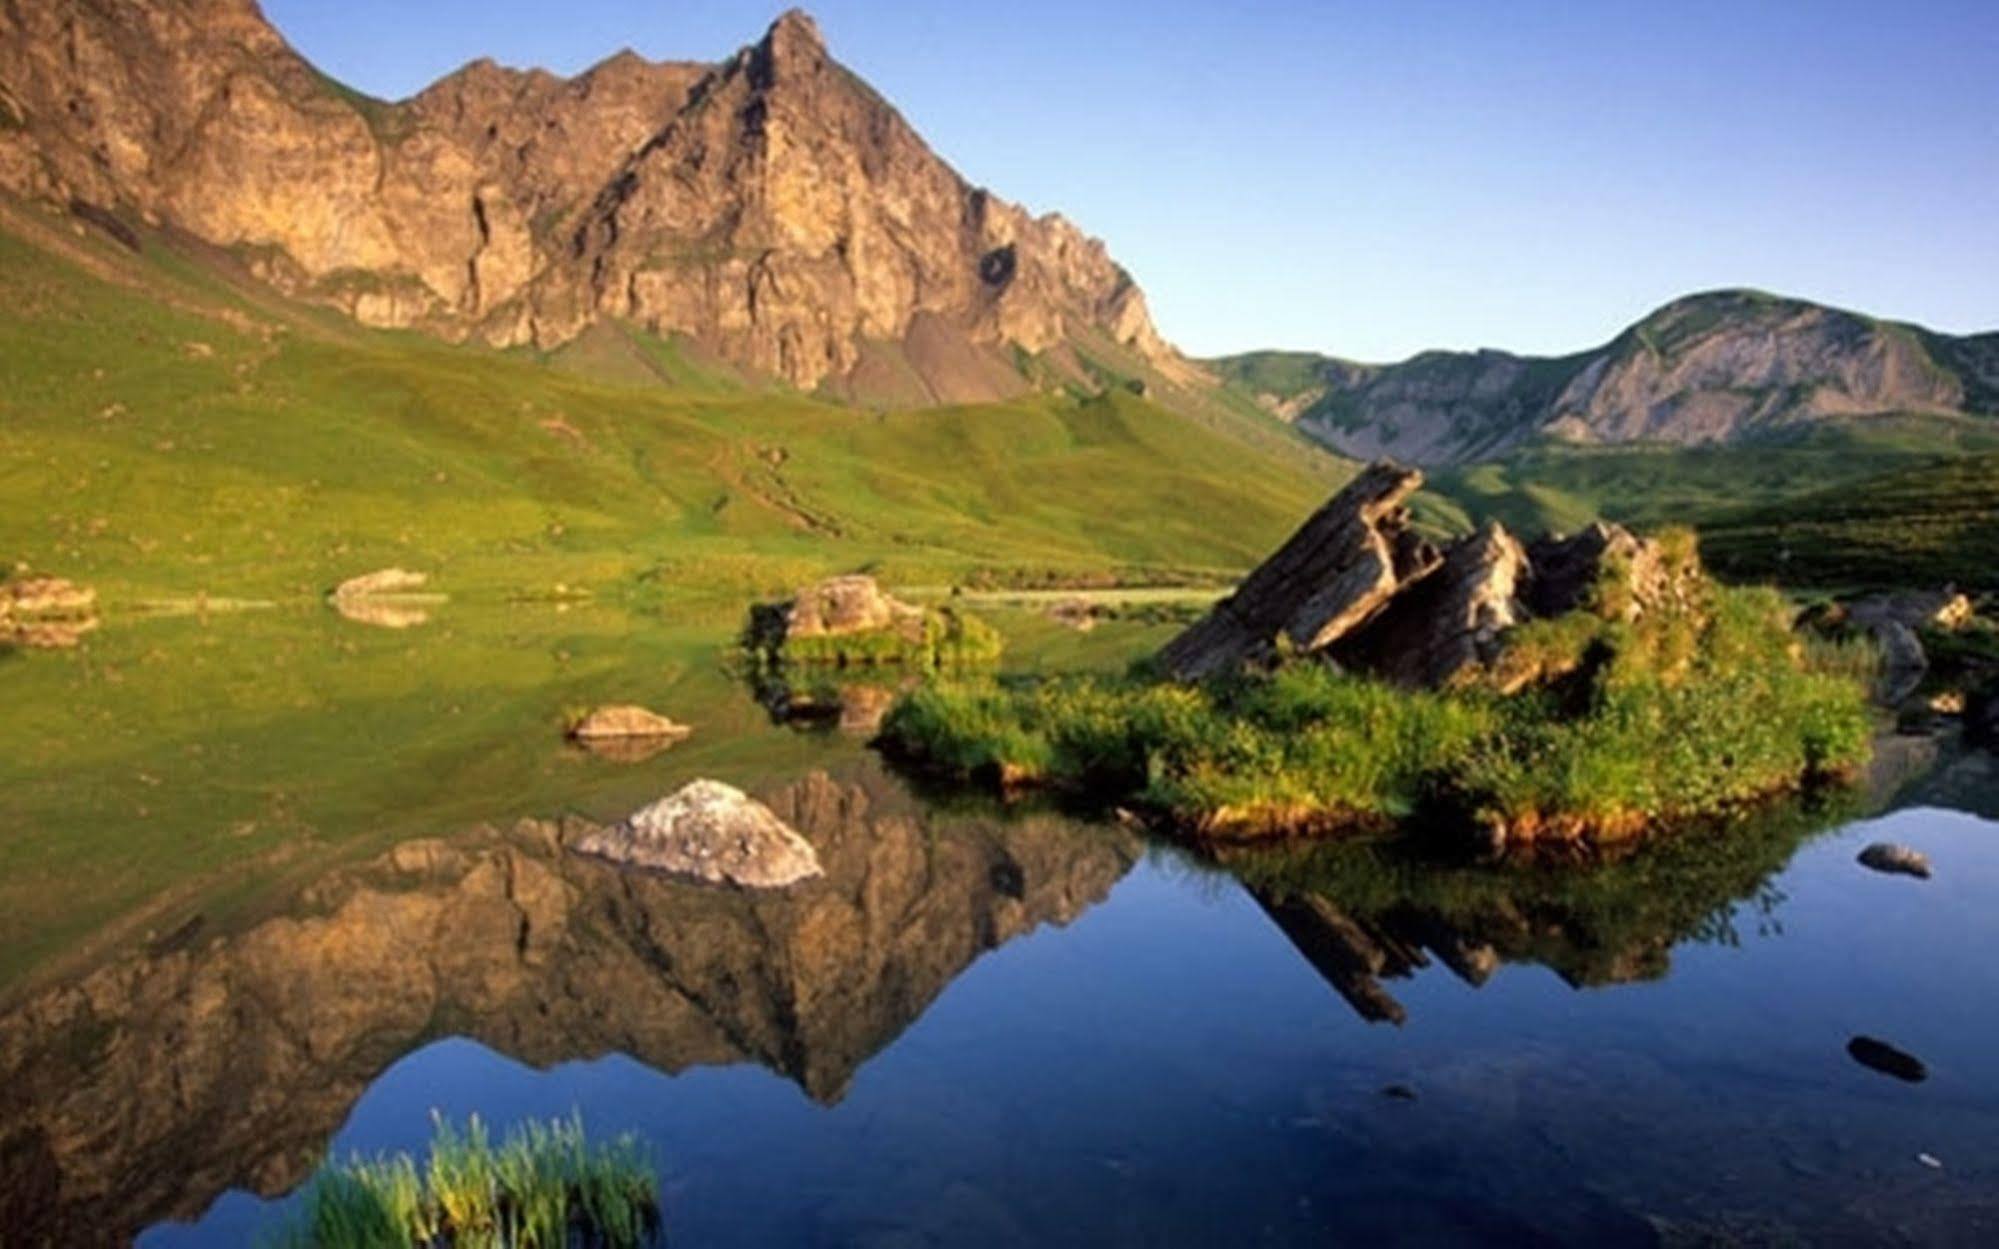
top-left (269, 1114), bottom-right (657, 1248)
top-left (878, 582), bottom-right (1873, 845)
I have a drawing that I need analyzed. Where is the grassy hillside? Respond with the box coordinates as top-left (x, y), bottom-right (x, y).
top-left (1701, 453), bottom-right (1999, 590)
top-left (0, 202), bottom-right (1341, 605)
top-left (1427, 419), bottom-right (1999, 549)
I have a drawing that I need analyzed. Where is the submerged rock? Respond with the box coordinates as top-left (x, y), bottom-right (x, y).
top-left (1847, 1035), bottom-right (1929, 1083)
top-left (567, 705), bottom-right (692, 742)
top-left (1856, 842), bottom-right (1932, 879)
top-left (573, 779), bottom-right (822, 888)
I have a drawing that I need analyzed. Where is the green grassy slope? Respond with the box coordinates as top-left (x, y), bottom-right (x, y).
top-left (1425, 418), bottom-right (1999, 556)
top-left (0, 207), bottom-right (1342, 605)
top-left (1701, 453), bottom-right (1999, 590)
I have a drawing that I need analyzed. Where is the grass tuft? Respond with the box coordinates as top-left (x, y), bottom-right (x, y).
top-left (266, 1112), bottom-right (659, 1249)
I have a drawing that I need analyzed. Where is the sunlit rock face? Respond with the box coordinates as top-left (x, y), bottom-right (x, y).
top-left (0, 767), bottom-right (1138, 1246)
top-left (0, 5), bottom-right (1184, 399)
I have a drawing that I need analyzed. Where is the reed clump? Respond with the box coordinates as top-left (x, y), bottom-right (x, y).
top-left (266, 1113), bottom-right (659, 1249)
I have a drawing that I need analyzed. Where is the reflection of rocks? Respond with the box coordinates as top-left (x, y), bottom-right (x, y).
top-left (568, 734), bottom-right (678, 765)
top-left (1226, 802), bottom-right (1829, 1025)
top-left (328, 596), bottom-right (432, 629)
top-left (0, 616), bottom-right (100, 649)
top-left (758, 674), bottom-right (907, 736)
top-left (327, 568), bottom-right (443, 628)
top-left (0, 766), bottom-right (1136, 1247)
top-left (574, 779), bottom-right (822, 887)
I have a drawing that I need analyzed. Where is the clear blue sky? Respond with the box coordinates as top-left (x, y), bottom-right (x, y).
top-left (264, 0), bottom-right (1998, 363)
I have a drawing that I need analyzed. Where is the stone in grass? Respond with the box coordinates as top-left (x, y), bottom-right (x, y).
top-left (1857, 843), bottom-right (1932, 880)
top-left (330, 568), bottom-right (431, 600)
top-left (573, 779), bottom-right (822, 888)
top-left (566, 704), bottom-right (692, 742)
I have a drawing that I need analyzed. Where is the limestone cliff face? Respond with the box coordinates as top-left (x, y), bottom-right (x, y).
top-left (0, 5), bottom-right (1185, 399)
top-left (0, 767), bottom-right (1138, 1247)
top-left (1209, 290), bottom-right (1996, 466)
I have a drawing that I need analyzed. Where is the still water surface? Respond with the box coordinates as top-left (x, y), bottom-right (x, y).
top-left (3, 604), bottom-right (1995, 1246)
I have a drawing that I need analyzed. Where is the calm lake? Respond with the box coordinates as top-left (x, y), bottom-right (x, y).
top-left (4, 602), bottom-right (1997, 1247)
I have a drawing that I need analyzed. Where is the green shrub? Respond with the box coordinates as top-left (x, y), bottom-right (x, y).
top-left (878, 584), bottom-right (1872, 845)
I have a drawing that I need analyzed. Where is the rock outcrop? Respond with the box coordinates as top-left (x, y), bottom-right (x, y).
top-left (0, 4), bottom-right (1190, 404)
top-left (783, 574), bottom-right (925, 642)
top-left (1160, 461), bottom-right (1697, 689)
top-left (1207, 291), bottom-right (1999, 466)
top-left (574, 779), bottom-right (821, 887)
top-left (0, 764), bottom-right (1139, 1245)
top-left (565, 705), bottom-right (692, 742)
top-left (1156, 462), bottom-right (1434, 681)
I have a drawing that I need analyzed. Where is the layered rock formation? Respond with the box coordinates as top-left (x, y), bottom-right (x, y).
top-left (0, 4), bottom-right (1187, 401)
top-left (1159, 461), bottom-right (1701, 688)
top-left (0, 764), bottom-right (1138, 1246)
top-left (1210, 290), bottom-right (1999, 465)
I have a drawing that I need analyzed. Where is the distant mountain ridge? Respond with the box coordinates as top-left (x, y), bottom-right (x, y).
top-left (1211, 290), bottom-right (1999, 466)
top-left (0, 2), bottom-right (1195, 405)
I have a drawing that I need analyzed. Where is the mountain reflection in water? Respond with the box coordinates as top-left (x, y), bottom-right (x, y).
top-left (0, 767), bottom-right (1137, 1246)
top-left (7, 757), bottom-right (1997, 1247)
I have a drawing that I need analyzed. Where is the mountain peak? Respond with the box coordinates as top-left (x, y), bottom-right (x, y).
top-left (753, 9), bottom-right (828, 81)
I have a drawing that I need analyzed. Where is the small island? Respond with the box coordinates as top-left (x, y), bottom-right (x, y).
top-left (877, 462), bottom-right (1873, 848)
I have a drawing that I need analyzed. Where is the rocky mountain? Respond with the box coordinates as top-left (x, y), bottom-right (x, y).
top-left (0, 2), bottom-right (1193, 404)
top-left (1211, 290), bottom-right (1999, 466)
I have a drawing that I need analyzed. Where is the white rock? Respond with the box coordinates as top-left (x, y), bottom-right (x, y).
top-left (573, 779), bottom-right (822, 888)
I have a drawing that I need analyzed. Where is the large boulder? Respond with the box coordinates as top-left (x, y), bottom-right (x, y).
top-left (783, 575), bottom-right (925, 641)
top-left (1158, 461), bottom-right (1700, 690)
top-left (1338, 522), bottom-right (1529, 689)
top-left (572, 779), bottom-right (822, 888)
top-left (1157, 462), bottom-right (1435, 681)
top-left (1524, 522), bottom-right (1701, 621)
